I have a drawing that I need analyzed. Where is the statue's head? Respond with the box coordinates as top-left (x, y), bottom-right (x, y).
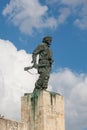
top-left (42, 36), bottom-right (52, 44)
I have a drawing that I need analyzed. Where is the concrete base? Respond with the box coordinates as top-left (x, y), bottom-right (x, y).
top-left (21, 90), bottom-right (65, 130)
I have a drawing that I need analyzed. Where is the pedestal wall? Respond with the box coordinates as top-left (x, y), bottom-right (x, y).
top-left (21, 90), bottom-right (65, 130)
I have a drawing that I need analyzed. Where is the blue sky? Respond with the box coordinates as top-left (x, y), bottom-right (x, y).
top-left (0, 1), bottom-right (87, 130)
top-left (0, 0), bottom-right (87, 73)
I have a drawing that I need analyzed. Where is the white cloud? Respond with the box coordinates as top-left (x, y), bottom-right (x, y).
top-left (61, 0), bottom-right (83, 6)
top-left (74, 3), bottom-right (87, 30)
top-left (3, 0), bottom-right (87, 34)
top-left (46, 0), bottom-right (87, 30)
top-left (49, 68), bottom-right (87, 130)
top-left (0, 39), bottom-right (38, 119)
top-left (0, 39), bottom-right (87, 130)
top-left (1, 0), bottom-right (70, 35)
top-left (57, 7), bottom-right (71, 25)
top-left (2, 0), bottom-right (57, 34)
top-left (74, 18), bottom-right (87, 30)
top-left (46, 0), bottom-right (60, 4)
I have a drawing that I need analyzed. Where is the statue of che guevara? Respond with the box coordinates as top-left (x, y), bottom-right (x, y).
top-left (24, 36), bottom-right (54, 92)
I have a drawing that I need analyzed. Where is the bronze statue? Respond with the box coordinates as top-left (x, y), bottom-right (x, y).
top-left (24, 36), bottom-right (53, 92)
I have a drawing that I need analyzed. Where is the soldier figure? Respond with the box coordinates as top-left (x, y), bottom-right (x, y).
top-left (24, 36), bottom-right (53, 92)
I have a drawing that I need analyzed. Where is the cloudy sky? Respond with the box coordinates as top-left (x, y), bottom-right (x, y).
top-left (0, 0), bottom-right (87, 130)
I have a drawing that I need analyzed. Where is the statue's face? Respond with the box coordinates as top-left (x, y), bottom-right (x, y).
top-left (43, 36), bottom-right (52, 44)
top-left (47, 39), bottom-right (52, 44)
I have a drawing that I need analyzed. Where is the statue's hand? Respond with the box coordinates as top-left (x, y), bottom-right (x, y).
top-left (33, 63), bottom-right (38, 69)
top-left (24, 67), bottom-right (30, 71)
top-left (31, 60), bottom-right (34, 64)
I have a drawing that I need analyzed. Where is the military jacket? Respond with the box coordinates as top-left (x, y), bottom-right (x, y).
top-left (32, 42), bottom-right (53, 67)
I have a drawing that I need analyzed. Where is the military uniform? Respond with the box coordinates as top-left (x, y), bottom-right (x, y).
top-left (32, 36), bottom-right (53, 91)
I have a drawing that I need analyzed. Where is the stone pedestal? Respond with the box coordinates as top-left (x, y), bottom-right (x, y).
top-left (21, 90), bottom-right (65, 130)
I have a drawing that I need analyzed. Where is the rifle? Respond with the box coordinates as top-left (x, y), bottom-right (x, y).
top-left (24, 65), bottom-right (38, 75)
top-left (24, 66), bottom-right (34, 71)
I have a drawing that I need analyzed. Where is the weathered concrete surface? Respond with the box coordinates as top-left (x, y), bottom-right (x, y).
top-left (0, 90), bottom-right (65, 130)
top-left (0, 118), bottom-right (26, 130)
top-left (21, 90), bottom-right (65, 130)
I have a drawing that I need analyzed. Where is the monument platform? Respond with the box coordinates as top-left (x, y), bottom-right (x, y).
top-left (21, 90), bottom-right (65, 130)
top-left (0, 90), bottom-right (65, 130)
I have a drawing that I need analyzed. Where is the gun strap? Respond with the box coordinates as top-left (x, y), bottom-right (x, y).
top-left (27, 70), bottom-right (38, 75)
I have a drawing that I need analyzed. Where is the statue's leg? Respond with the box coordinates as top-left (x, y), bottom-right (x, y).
top-left (34, 73), bottom-right (43, 92)
top-left (41, 67), bottom-right (51, 89)
top-left (41, 73), bottom-right (49, 89)
top-left (33, 67), bottom-right (51, 92)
